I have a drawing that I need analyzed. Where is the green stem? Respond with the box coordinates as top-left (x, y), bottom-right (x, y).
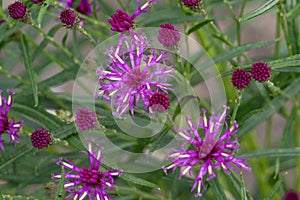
top-left (31, 23), bottom-right (81, 67)
top-left (277, 2), bottom-right (293, 56)
top-left (78, 26), bottom-right (97, 46)
top-left (266, 117), bottom-right (272, 148)
top-left (294, 97), bottom-right (300, 190)
top-left (274, 13), bottom-right (281, 59)
top-left (231, 89), bottom-right (243, 126)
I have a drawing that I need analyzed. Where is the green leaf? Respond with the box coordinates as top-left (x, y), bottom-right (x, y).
top-left (19, 34), bottom-right (39, 106)
top-left (240, 148), bottom-right (300, 158)
top-left (52, 124), bottom-right (77, 139)
top-left (32, 25), bottom-right (61, 60)
top-left (212, 39), bottom-right (278, 66)
top-left (286, 3), bottom-right (300, 20)
top-left (120, 173), bottom-right (160, 189)
top-left (263, 174), bottom-right (286, 200)
top-left (187, 20), bottom-right (212, 35)
top-left (37, 0), bottom-right (54, 27)
top-left (209, 178), bottom-right (227, 199)
top-left (238, 76), bottom-right (300, 137)
top-left (242, 0), bottom-right (280, 21)
top-left (11, 103), bottom-right (61, 129)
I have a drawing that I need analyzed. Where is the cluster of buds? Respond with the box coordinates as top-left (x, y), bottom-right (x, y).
top-left (231, 62), bottom-right (271, 89)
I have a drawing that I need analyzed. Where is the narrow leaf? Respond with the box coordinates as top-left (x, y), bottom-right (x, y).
top-left (240, 148), bottom-right (300, 158)
top-left (209, 178), bottom-right (227, 199)
top-left (242, 0), bottom-right (280, 21)
top-left (286, 3), bottom-right (300, 20)
top-left (20, 34), bottom-right (39, 106)
top-left (187, 20), bottom-right (212, 35)
top-left (120, 173), bottom-right (160, 189)
top-left (263, 173), bottom-right (286, 200)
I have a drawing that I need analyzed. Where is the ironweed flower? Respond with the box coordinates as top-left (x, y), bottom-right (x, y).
top-left (158, 24), bottom-right (180, 49)
top-left (163, 106), bottom-right (251, 197)
top-left (283, 190), bottom-right (299, 200)
top-left (31, 0), bottom-right (44, 3)
top-left (0, 90), bottom-right (23, 152)
top-left (96, 30), bottom-right (173, 118)
top-left (59, 0), bottom-right (93, 16)
top-left (181, 0), bottom-right (203, 12)
top-left (231, 69), bottom-right (251, 89)
top-left (75, 107), bottom-right (97, 131)
top-left (251, 62), bottom-right (271, 82)
top-left (52, 142), bottom-right (122, 200)
top-left (8, 1), bottom-right (27, 20)
top-left (30, 129), bottom-right (52, 149)
top-left (108, 0), bottom-right (156, 32)
top-left (148, 92), bottom-right (169, 113)
top-left (60, 9), bottom-right (79, 28)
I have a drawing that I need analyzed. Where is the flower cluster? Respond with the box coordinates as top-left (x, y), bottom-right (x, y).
top-left (0, 90), bottom-right (23, 152)
top-left (231, 62), bottom-right (272, 89)
top-left (75, 107), bottom-right (97, 131)
top-left (163, 106), bottom-right (251, 197)
top-left (96, 30), bottom-right (173, 118)
top-left (60, 9), bottom-right (79, 28)
top-left (108, 0), bottom-right (156, 32)
top-left (52, 142), bottom-right (123, 200)
top-left (59, 0), bottom-right (93, 16)
top-left (158, 24), bottom-right (180, 49)
top-left (8, 1), bottom-right (28, 22)
top-left (30, 129), bottom-right (52, 149)
top-left (181, 0), bottom-right (203, 12)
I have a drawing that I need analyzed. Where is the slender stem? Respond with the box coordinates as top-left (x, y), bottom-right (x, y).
top-left (294, 97), bottom-right (300, 190)
top-left (277, 2), bottom-right (293, 56)
top-left (179, 0), bottom-right (191, 80)
top-left (31, 23), bottom-right (81, 67)
top-left (230, 89), bottom-right (243, 126)
top-left (202, 3), bottom-right (252, 65)
top-left (274, 13), bottom-right (281, 59)
top-left (265, 117), bottom-right (272, 148)
top-left (78, 26), bottom-right (97, 46)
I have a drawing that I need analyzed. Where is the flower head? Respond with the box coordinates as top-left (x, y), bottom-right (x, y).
top-left (60, 9), bottom-right (79, 28)
top-left (52, 142), bottom-right (123, 200)
top-left (75, 107), bottom-right (97, 131)
top-left (181, 0), bottom-right (203, 12)
top-left (8, 1), bottom-right (27, 19)
top-left (59, 0), bottom-right (93, 16)
top-left (148, 92), bottom-right (169, 113)
top-left (30, 129), bottom-right (52, 149)
top-left (96, 30), bottom-right (173, 118)
top-left (231, 69), bottom-right (251, 89)
top-left (0, 90), bottom-right (23, 152)
top-left (251, 62), bottom-right (271, 82)
top-left (163, 106), bottom-right (251, 197)
top-left (108, 0), bottom-right (156, 32)
top-left (158, 24), bottom-right (180, 49)
top-left (283, 190), bottom-right (299, 200)
top-left (31, 0), bottom-right (44, 3)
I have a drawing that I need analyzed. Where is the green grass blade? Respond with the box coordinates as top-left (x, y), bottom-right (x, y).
top-left (209, 178), bottom-right (227, 199)
top-left (242, 0), bottom-right (280, 21)
top-left (121, 173), bottom-right (160, 189)
top-left (55, 166), bottom-right (65, 200)
top-left (37, 0), bottom-right (54, 27)
top-left (240, 148), bottom-right (300, 158)
top-left (19, 34), bottom-right (39, 107)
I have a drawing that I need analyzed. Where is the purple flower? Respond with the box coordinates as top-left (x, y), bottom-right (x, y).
top-left (108, 0), bottom-right (156, 32)
top-left (231, 69), bottom-right (251, 89)
top-left (96, 30), bottom-right (173, 118)
top-left (30, 129), bottom-right (52, 149)
top-left (52, 142), bottom-right (123, 200)
top-left (8, 1), bottom-right (27, 19)
top-left (283, 190), bottom-right (299, 200)
top-left (158, 24), bottom-right (180, 49)
top-left (163, 106), bottom-right (251, 197)
top-left (0, 90), bottom-right (23, 152)
top-left (31, 0), bottom-right (44, 3)
top-left (251, 62), bottom-right (271, 82)
top-left (60, 9), bottom-right (79, 27)
top-left (59, 0), bottom-right (93, 16)
top-left (181, 0), bottom-right (203, 11)
top-left (148, 92), bottom-right (169, 113)
top-left (75, 107), bottom-right (97, 131)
